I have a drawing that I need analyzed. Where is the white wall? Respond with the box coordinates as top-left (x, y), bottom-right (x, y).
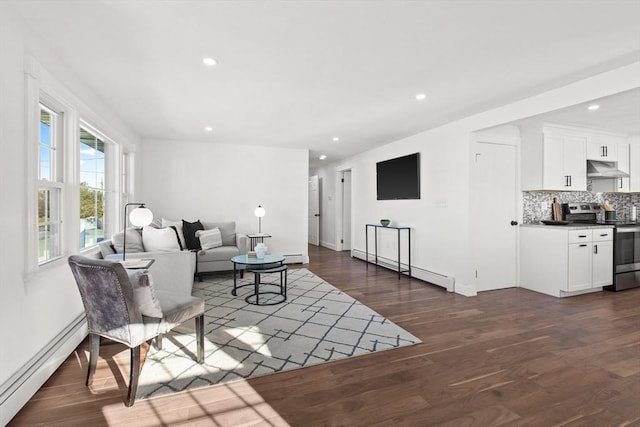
top-left (319, 62), bottom-right (640, 295)
top-left (0, 5), bottom-right (141, 424)
top-left (139, 139), bottom-right (309, 260)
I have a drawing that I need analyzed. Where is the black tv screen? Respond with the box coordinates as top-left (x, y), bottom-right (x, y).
top-left (376, 153), bottom-right (420, 200)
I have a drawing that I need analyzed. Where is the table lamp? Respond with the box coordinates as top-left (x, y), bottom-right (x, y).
top-left (123, 203), bottom-right (153, 260)
top-left (254, 205), bottom-right (266, 234)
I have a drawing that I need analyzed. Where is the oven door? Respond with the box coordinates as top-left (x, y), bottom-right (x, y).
top-left (614, 226), bottom-right (640, 290)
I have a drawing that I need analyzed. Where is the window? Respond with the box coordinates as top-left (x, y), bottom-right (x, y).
top-left (79, 127), bottom-right (107, 249)
top-left (38, 104), bottom-right (63, 264)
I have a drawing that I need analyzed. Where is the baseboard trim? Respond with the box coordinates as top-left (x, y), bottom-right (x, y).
top-left (0, 315), bottom-right (87, 425)
top-left (351, 249), bottom-right (456, 293)
top-left (452, 282), bottom-right (477, 297)
top-left (319, 241), bottom-right (336, 251)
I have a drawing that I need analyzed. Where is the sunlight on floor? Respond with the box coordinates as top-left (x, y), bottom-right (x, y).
top-left (101, 380), bottom-right (290, 426)
top-left (225, 325), bottom-right (273, 357)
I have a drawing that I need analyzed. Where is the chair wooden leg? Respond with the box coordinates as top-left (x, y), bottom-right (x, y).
top-left (86, 334), bottom-right (100, 386)
top-left (126, 346), bottom-right (141, 407)
top-left (195, 314), bottom-right (204, 363)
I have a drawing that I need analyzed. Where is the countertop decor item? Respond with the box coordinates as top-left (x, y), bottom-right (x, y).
top-left (380, 219), bottom-right (390, 226)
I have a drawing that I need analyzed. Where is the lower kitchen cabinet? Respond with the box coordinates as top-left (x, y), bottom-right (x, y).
top-left (520, 226), bottom-right (613, 297)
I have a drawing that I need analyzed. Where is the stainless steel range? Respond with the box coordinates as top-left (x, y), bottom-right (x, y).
top-left (562, 202), bottom-right (640, 291)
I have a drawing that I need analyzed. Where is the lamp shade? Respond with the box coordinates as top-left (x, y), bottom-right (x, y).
top-left (129, 206), bottom-right (153, 226)
top-left (254, 205), bottom-right (266, 218)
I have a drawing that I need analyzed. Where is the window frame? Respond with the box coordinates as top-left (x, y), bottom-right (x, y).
top-left (24, 56), bottom-right (132, 280)
top-left (37, 102), bottom-right (64, 265)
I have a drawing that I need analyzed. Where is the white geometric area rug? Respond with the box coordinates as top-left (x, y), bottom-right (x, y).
top-left (137, 268), bottom-right (421, 399)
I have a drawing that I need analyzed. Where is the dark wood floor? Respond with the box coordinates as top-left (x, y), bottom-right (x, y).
top-left (10, 245), bottom-right (640, 426)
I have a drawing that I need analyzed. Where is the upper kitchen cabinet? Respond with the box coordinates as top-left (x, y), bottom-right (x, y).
top-left (586, 134), bottom-right (622, 161)
top-left (630, 138), bottom-right (640, 192)
top-left (521, 124), bottom-right (587, 191)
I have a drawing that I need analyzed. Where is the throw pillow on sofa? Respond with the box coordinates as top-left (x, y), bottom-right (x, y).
top-left (126, 269), bottom-right (163, 318)
top-left (142, 226), bottom-right (182, 252)
top-left (161, 218), bottom-right (187, 249)
top-left (196, 228), bottom-right (223, 250)
top-left (182, 219), bottom-right (204, 250)
top-left (112, 227), bottom-right (145, 254)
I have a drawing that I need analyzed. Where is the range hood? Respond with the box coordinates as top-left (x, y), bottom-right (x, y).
top-left (586, 160), bottom-right (630, 179)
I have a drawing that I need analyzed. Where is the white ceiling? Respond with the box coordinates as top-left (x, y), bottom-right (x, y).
top-left (511, 88), bottom-right (640, 134)
top-left (9, 1), bottom-right (640, 168)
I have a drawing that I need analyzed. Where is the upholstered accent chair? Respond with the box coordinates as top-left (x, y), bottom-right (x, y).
top-left (68, 255), bottom-right (205, 407)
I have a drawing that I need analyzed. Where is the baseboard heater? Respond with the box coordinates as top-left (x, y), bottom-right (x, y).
top-left (282, 254), bottom-right (306, 264)
top-left (351, 249), bottom-right (455, 292)
top-left (0, 314), bottom-right (87, 425)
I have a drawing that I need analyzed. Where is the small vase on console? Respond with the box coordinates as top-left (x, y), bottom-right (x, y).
top-left (255, 243), bottom-right (267, 259)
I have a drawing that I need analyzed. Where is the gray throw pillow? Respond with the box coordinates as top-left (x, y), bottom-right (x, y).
top-left (111, 227), bottom-right (145, 254)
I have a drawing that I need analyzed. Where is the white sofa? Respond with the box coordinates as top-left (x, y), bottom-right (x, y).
top-left (99, 235), bottom-right (196, 297)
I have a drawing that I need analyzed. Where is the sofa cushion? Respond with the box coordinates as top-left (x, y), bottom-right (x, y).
top-left (197, 245), bottom-right (240, 262)
top-left (196, 228), bottom-right (223, 250)
top-left (201, 221), bottom-right (236, 246)
top-left (182, 220), bottom-right (204, 250)
top-left (126, 269), bottom-right (163, 318)
top-left (112, 227), bottom-right (145, 254)
top-left (161, 218), bottom-right (186, 249)
top-left (98, 240), bottom-right (116, 258)
top-left (142, 226), bottom-right (182, 252)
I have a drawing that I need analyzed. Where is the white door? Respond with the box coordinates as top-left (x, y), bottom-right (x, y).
top-left (471, 142), bottom-right (518, 292)
top-left (342, 171), bottom-right (352, 251)
top-left (308, 175), bottom-right (320, 246)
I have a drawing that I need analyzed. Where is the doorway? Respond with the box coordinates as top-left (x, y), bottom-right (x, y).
top-left (470, 140), bottom-right (519, 292)
top-left (341, 171), bottom-right (352, 251)
top-left (308, 175), bottom-right (320, 246)
top-left (336, 169), bottom-right (352, 252)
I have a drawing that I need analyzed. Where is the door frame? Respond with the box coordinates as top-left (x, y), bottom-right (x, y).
top-left (335, 167), bottom-right (353, 252)
top-left (470, 132), bottom-right (522, 294)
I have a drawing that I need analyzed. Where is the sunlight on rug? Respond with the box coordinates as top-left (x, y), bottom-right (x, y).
top-left (137, 268), bottom-right (421, 399)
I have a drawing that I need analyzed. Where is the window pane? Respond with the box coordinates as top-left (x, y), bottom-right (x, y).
top-left (39, 107), bottom-right (54, 181)
top-left (39, 146), bottom-right (52, 181)
top-left (80, 128), bottom-right (105, 190)
top-left (80, 186), bottom-right (105, 249)
top-left (38, 188), bottom-right (61, 263)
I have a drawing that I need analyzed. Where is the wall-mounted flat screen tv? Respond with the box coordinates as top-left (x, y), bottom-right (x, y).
top-left (376, 153), bottom-right (420, 200)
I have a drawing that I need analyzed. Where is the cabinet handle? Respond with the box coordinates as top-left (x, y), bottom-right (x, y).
top-left (594, 244), bottom-right (598, 254)
top-left (600, 233), bottom-right (608, 237)
top-left (619, 178), bottom-right (623, 189)
top-left (565, 175), bottom-right (572, 187)
top-left (605, 146), bottom-right (608, 157)
top-left (579, 244), bottom-right (588, 247)
top-left (579, 235), bottom-right (587, 238)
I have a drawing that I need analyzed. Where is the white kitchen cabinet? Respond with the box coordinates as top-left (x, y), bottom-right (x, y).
top-left (587, 136), bottom-right (618, 161)
top-left (630, 141), bottom-right (640, 192)
top-left (542, 134), bottom-right (587, 191)
top-left (592, 239), bottom-right (614, 287)
top-left (567, 241), bottom-right (592, 291)
top-left (521, 124), bottom-right (587, 191)
top-left (520, 226), bottom-right (613, 297)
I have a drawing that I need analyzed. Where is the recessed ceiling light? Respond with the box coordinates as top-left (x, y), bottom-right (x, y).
top-left (202, 57), bottom-right (217, 67)
top-left (333, 137), bottom-right (340, 142)
top-left (204, 126), bottom-right (213, 132)
top-left (319, 155), bottom-right (327, 160)
top-left (587, 104), bottom-right (600, 111)
top-left (415, 93), bottom-right (427, 101)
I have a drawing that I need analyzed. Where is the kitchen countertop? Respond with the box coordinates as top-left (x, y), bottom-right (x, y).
top-left (521, 223), bottom-right (614, 230)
